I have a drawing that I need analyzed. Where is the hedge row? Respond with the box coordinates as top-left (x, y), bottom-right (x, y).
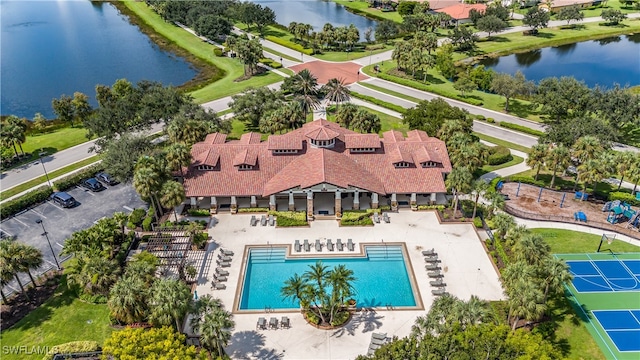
top-left (506, 175), bottom-right (546, 188)
top-left (271, 211), bottom-right (308, 227)
top-left (349, 91), bottom-right (407, 114)
top-left (52, 164), bottom-right (104, 191)
top-left (376, 73), bottom-right (484, 106)
top-left (265, 36), bottom-right (314, 55)
top-left (417, 204), bottom-right (445, 210)
top-left (187, 208), bottom-right (211, 217)
top-left (609, 191), bottom-right (640, 207)
top-left (259, 58), bottom-right (283, 69)
top-left (0, 187), bottom-right (53, 219)
top-left (487, 145), bottom-right (513, 165)
top-left (238, 207), bottom-right (270, 213)
top-left (43, 341), bottom-right (100, 360)
top-left (498, 122), bottom-right (544, 137)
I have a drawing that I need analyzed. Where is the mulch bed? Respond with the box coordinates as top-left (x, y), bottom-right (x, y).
top-left (1, 271), bottom-right (61, 331)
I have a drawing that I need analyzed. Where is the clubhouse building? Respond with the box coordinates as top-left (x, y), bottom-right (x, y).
top-left (183, 119), bottom-right (452, 219)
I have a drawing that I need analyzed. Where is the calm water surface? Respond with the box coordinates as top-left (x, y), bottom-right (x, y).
top-left (251, 0), bottom-right (377, 40)
top-left (1, 0), bottom-right (196, 118)
top-left (480, 34), bottom-right (640, 87)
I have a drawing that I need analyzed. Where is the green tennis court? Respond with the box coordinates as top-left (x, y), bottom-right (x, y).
top-left (556, 252), bottom-right (640, 360)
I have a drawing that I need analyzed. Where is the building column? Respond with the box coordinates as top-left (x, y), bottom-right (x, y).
top-left (288, 192), bottom-right (295, 211)
top-left (371, 193), bottom-right (379, 209)
top-left (335, 191), bottom-right (342, 217)
top-left (190, 197), bottom-right (197, 207)
top-left (353, 190), bottom-right (360, 210)
top-left (391, 193), bottom-right (398, 211)
top-left (306, 191), bottom-right (314, 220)
top-left (250, 195), bottom-right (257, 208)
top-left (269, 195), bottom-right (276, 211)
top-left (210, 196), bottom-right (217, 214)
top-left (230, 196), bottom-right (237, 214)
top-left (410, 192), bottom-right (417, 210)
top-left (430, 192), bottom-right (437, 205)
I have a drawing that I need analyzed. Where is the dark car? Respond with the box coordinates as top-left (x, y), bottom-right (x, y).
top-left (96, 172), bottom-right (119, 186)
top-left (50, 192), bottom-right (77, 208)
top-left (81, 178), bottom-right (106, 192)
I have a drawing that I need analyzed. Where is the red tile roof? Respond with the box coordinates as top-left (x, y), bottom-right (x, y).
top-left (183, 119), bottom-right (452, 197)
top-left (344, 134), bottom-right (381, 149)
top-left (267, 134), bottom-right (304, 150)
top-left (436, 3), bottom-right (486, 20)
top-left (239, 132), bottom-right (262, 144)
top-left (232, 149), bottom-right (258, 166)
top-left (193, 149), bottom-right (220, 167)
top-left (204, 133), bottom-right (227, 144)
top-left (305, 126), bottom-right (340, 141)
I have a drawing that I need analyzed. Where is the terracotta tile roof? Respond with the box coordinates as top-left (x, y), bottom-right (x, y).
top-left (193, 149), bottom-right (219, 167)
top-left (406, 130), bottom-right (431, 142)
top-left (412, 147), bottom-right (443, 164)
top-left (390, 0), bottom-right (460, 9)
top-left (344, 134), bottom-right (381, 149)
top-left (388, 146), bottom-right (414, 164)
top-left (436, 3), bottom-right (486, 20)
top-left (305, 126), bottom-right (340, 141)
top-left (541, 0), bottom-right (593, 7)
top-left (183, 119), bottom-right (452, 197)
top-left (239, 132), bottom-right (262, 144)
top-left (267, 135), bottom-right (303, 150)
top-left (204, 133), bottom-right (227, 144)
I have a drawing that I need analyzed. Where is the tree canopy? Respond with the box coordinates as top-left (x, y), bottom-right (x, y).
top-left (102, 326), bottom-right (205, 360)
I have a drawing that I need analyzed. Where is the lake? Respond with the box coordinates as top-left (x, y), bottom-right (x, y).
top-left (251, 0), bottom-right (377, 40)
top-left (1, 0), bottom-right (197, 119)
top-left (479, 33), bottom-right (640, 88)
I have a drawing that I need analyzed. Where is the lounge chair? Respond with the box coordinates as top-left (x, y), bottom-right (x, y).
top-left (424, 256), bottom-right (439, 263)
top-left (370, 337), bottom-right (387, 346)
top-left (336, 239), bottom-right (344, 251)
top-left (281, 316), bottom-right (290, 328)
top-left (425, 263), bottom-right (439, 270)
top-left (327, 239), bottom-right (334, 251)
top-left (430, 279), bottom-right (445, 287)
top-left (217, 260), bottom-right (231, 267)
top-left (347, 238), bottom-right (355, 251)
top-left (294, 239), bottom-right (301, 252)
top-left (269, 214), bottom-right (275, 226)
top-left (373, 212), bottom-right (380, 223)
top-left (212, 282), bottom-right (226, 290)
top-left (220, 249), bottom-right (234, 256)
top-left (422, 248), bottom-right (436, 256)
top-left (383, 213), bottom-right (390, 223)
top-left (303, 239), bottom-right (310, 252)
top-left (372, 332), bottom-right (387, 341)
top-left (315, 239), bottom-right (322, 251)
top-left (218, 255), bottom-right (232, 262)
top-left (250, 215), bottom-right (257, 226)
top-left (427, 271), bottom-right (442, 278)
top-left (432, 288), bottom-right (447, 296)
top-left (269, 317), bottom-right (278, 329)
top-left (261, 215), bottom-right (267, 226)
top-left (215, 268), bottom-right (229, 276)
top-left (214, 274), bottom-right (227, 282)
top-left (257, 317), bottom-right (267, 330)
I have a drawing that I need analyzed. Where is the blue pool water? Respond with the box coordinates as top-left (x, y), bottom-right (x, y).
top-left (239, 245), bottom-right (417, 310)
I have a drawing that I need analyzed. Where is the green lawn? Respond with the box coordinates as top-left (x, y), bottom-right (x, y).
top-left (22, 127), bottom-right (90, 155)
top-left (532, 228), bottom-right (640, 254)
top-left (332, 0), bottom-right (404, 23)
top-left (314, 44), bottom-right (393, 62)
top-left (474, 133), bottom-right (532, 154)
top-left (0, 276), bottom-right (113, 360)
top-left (123, 2), bottom-right (283, 103)
top-left (480, 155), bottom-right (524, 174)
top-left (358, 82), bottom-right (421, 104)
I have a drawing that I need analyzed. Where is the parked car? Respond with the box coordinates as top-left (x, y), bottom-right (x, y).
top-left (81, 178), bottom-right (106, 192)
top-left (50, 192), bottom-right (77, 208)
top-left (96, 172), bottom-right (119, 186)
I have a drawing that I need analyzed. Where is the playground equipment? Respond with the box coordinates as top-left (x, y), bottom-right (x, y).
top-left (575, 191), bottom-right (590, 201)
top-left (574, 211), bottom-right (587, 222)
top-left (627, 212), bottom-right (640, 230)
top-left (602, 200), bottom-right (621, 212)
top-left (607, 202), bottom-right (636, 224)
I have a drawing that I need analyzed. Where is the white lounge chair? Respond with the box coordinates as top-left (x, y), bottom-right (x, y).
top-left (430, 279), bottom-right (445, 287)
top-left (269, 317), bottom-right (278, 329)
top-left (372, 332), bottom-right (387, 341)
top-left (281, 316), bottom-right (290, 328)
top-left (425, 263), bottom-right (439, 270)
top-left (427, 271), bottom-right (441, 278)
top-left (373, 212), bottom-right (380, 223)
top-left (315, 239), bottom-right (322, 251)
top-left (347, 238), bottom-right (355, 251)
top-left (327, 239), bottom-right (334, 251)
top-left (261, 215), bottom-right (267, 226)
top-left (432, 288), bottom-right (447, 296)
top-left (215, 268), bottom-right (229, 276)
top-left (422, 248), bottom-right (436, 256)
top-left (220, 249), bottom-right (234, 256)
top-left (212, 282), bottom-right (226, 290)
top-left (303, 239), bottom-right (310, 252)
top-left (294, 239), bottom-right (301, 252)
top-left (257, 317), bottom-right (267, 329)
top-left (383, 213), bottom-right (390, 223)
top-left (250, 215), bottom-right (257, 226)
top-left (336, 239), bottom-right (344, 251)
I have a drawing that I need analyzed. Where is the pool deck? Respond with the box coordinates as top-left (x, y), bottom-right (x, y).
top-left (186, 210), bottom-right (504, 359)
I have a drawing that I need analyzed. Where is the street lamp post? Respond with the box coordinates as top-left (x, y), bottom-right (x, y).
top-left (38, 151), bottom-right (52, 187)
top-left (36, 219), bottom-right (61, 270)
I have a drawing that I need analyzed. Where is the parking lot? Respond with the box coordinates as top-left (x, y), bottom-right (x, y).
top-left (1, 183), bottom-right (147, 296)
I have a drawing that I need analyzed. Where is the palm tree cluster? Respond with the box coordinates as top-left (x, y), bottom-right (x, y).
top-left (335, 103), bottom-right (381, 134)
top-left (411, 293), bottom-right (491, 337)
top-left (166, 103), bottom-right (230, 148)
top-left (315, 23), bottom-right (361, 51)
top-left (190, 295), bottom-right (235, 358)
top-left (288, 22), bottom-right (313, 44)
top-left (281, 261), bottom-right (356, 326)
top-left (393, 31), bottom-right (438, 81)
top-left (227, 35), bottom-right (263, 76)
top-left (0, 240), bottom-right (43, 302)
top-left (133, 153), bottom-right (186, 223)
top-left (0, 115), bottom-right (28, 160)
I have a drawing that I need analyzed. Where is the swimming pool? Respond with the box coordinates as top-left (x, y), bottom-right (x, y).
top-left (238, 245), bottom-right (418, 310)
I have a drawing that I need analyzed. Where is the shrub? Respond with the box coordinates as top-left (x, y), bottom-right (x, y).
top-left (377, 73), bottom-right (484, 106)
top-left (272, 211), bottom-right (307, 227)
top-left (238, 207), bottom-right (270, 212)
top-left (609, 191), bottom-right (640, 207)
top-left (188, 208), bottom-right (210, 217)
top-left (349, 91), bottom-right (407, 114)
top-left (213, 48), bottom-right (223, 57)
top-left (498, 122), bottom-right (544, 137)
top-left (416, 204), bottom-right (445, 210)
top-left (43, 341), bottom-right (100, 360)
top-left (476, 114), bottom-right (486, 120)
top-left (341, 210), bottom-right (374, 226)
top-left (486, 117), bottom-right (495, 123)
top-left (487, 145), bottom-right (513, 165)
top-left (0, 186), bottom-right (53, 219)
top-left (79, 292), bottom-right (107, 304)
top-left (142, 216), bottom-right (153, 231)
top-left (52, 164), bottom-right (104, 191)
top-left (126, 221), bottom-right (136, 230)
top-left (473, 216), bottom-right (483, 228)
top-left (265, 36), bottom-right (313, 55)
top-left (259, 58), bottom-right (282, 69)
top-left (129, 208), bottom-right (146, 226)
top-left (489, 176), bottom-right (503, 191)
top-left (506, 175), bottom-right (545, 187)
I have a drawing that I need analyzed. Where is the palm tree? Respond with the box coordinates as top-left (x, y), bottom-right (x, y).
top-left (545, 145), bottom-right (571, 188)
top-left (0, 260), bottom-right (13, 303)
top-left (20, 244), bottom-right (43, 286)
top-left (292, 69), bottom-right (320, 118)
top-left (541, 257), bottom-right (573, 303)
top-left (68, 255), bottom-right (120, 296)
top-left (108, 276), bottom-right (149, 324)
top-left (0, 123), bottom-right (20, 158)
top-left (133, 157), bottom-right (164, 220)
top-left (445, 166), bottom-right (473, 218)
top-left (504, 224), bottom-right (529, 248)
top-left (507, 278), bottom-right (546, 330)
top-left (571, 136), bottom-right (603, 190)
top-left (259, 109), bottom-right (287, 134)
top-left (281, 273), bottom-right (307, 308)
top-left (454, 295), bottom-right (490, 328)
top-left (335, 103), bottom-right (358, 129)
top-left (304, 260), bottom-right (329, 293)
top-left (112, 211), bottom-right (128, 237)
top-left (513, 233), bottom-right (550, 267)
top-left (281, 101), bottom-right (306, 129)
top-left (160, 181), bottom-right (186, 222)
top-left (351, 109), bottom-right (381, 134)
top-left (526, 143), bottom-right (548, 181)
top-left (166, 143), bottom-right (191, 178)
top-left (412, 293), bottom-right (459, 337)
top-left (5, 116), bottom-right (27, 156)
top-left (190, 295), bottom-right (235, 358)
top-left (149, 278), bottom-right (193, 332)
top-left (577, 158), bottom-right (604, 198)
top-left (628, 156), bottom-right (640, 195)
top-left (492, 213), bottom-right (516, 242)
top-left (124, 260), bottom-right (157, 285)
top-left (502, 261), bottom-right (537, 292)
top-left (470, 180), bottom-right (489, 220)
top-left (327, 264), bottom-right (356, 322)
top-left (615, 151), bottom-right (636, 191)
top-left (0, 240), bottom-right (29, 300)
top-left (323, 78), bottom-right (350, 109)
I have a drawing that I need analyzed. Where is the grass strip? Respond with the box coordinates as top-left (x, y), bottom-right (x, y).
top-left (263, 47), bottom-right (300, 62)
top-left (475, 133), bottom-right (531, 154)
top-left (331, 0), bottom-right (403, 23)
top-left (350, 91), bottom-right (407, 114)
top-left (498, 121), bottom-right (545, 137)
top-left (481, 155), bottom-right (524, 173)
top-left (358, 82), bottom-right (422, 103)
top-left (0, 157), bottom-right (101, 201)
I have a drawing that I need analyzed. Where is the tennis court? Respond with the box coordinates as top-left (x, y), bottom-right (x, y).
top-left (556, 252), bottom-right (640, 360)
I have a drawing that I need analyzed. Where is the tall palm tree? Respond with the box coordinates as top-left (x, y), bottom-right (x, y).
top-left (133, 157), bottom-right (165, 221)
top-left (323, 78), bottom-right (350, 109)
top-left (628, 156), bottom-right (640, 195)
top-left (68, 255), bottom-right (120, 296)
top-left (281, 101), bottom-right (306, 129)
top-left (0, 259), bottom-right (13, 303)
top-left (0, 123), bottom-right (20, 158)
top-left (112, 211), bottom-right (128, 238)
top-left (470, 180), bottom-right (489, 220)
top-left (20, 244), bottom-right (43, 286)
top-left (281, 273), bottom-right (307, 308)
top-left (149, 278), bottom-right (193, 332)
top-left (577, 158), bottom-right (604, 198)
top-left (571, 136), bottom-right (602, 190)
top-left (513, 233), bottom-right (550, 267)
top-left (541, 257), bottom-right (573, 303)
top-left (412, 293), bottom-right (459, 337)
top-left (292, 69), bottom-right (320, 118)
top-left (304, 260), bottom-right (329, 293)
top-left (615, 151), bottom-right (636, 191)
top-left (160, 181), bottom-right (186, 222)
top-left (124, 260), bottom-right (157, 285)
top-left (545, 145), bottom-right (571, 188)
top-left (504, 224), bottom-right (529, 248)
top-left (108, 276), bottom-right (149, 324)
top-left (445, 166), bottom-right (473, 218)
top-left (526, 143), bottom-right (548, 181)
top-left (0, 240), bottom-right (30, 300)
top-left (335, 103), bottom-right (358, 129)
top-left (501, 261), bottom-right (536, 293)
top-left (454, 295), bottom-right (490, 328)
top-left (351, 109), bottom-right (381, 134)
top-left (327, 264), bottom-right (356, 322)
top-left (166, 143), bottom-right (191, 178)
top-left (190, 295), bottom-right (235, 358)
top-left (507, 278), bottom-right (546, 330)
top-left (492, 213), bottom-right (516, 242)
